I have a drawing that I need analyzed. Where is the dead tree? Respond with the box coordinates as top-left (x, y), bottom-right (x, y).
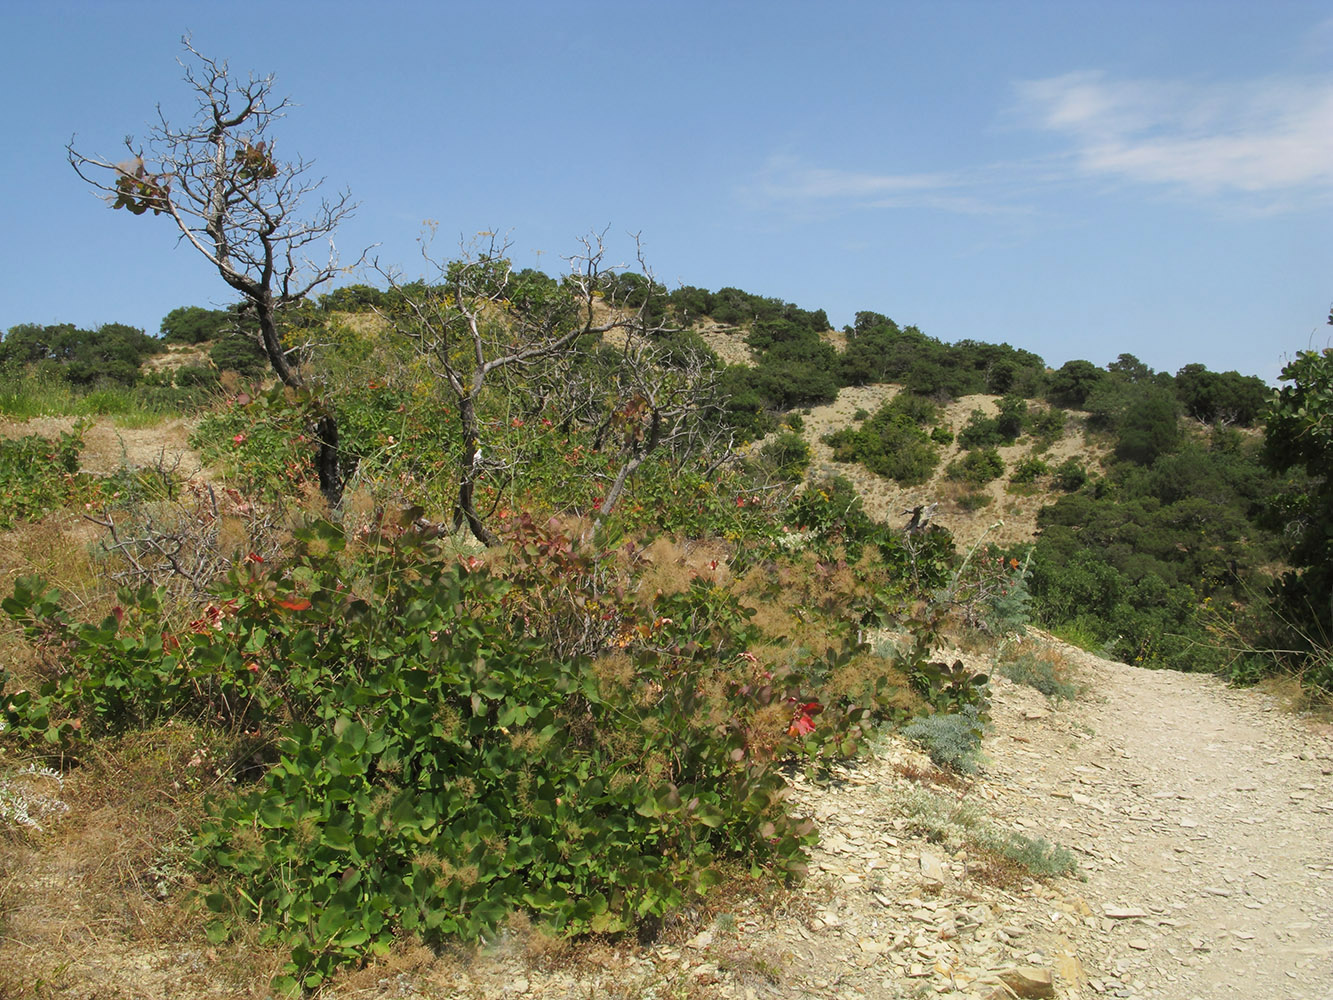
top-left (379, 230), bottom-right (633, 545)
top-left (584, 327), bottom-right (724, 519)
top-left (68, 39), bottom-right (361, 506)
top-left (380, 230), bottom-right (726, 544)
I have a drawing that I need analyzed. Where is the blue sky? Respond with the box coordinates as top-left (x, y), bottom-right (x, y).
top-left (4, 1), bottom-right (1331, 382)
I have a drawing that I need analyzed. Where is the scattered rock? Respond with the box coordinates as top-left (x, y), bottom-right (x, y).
top-left (998, 966), bottom-right (1056, 998)
top-left (1102, 906), bottom-right (1148, 919)
top-left (919, 852), bottom-right (947, 885)
top-left (1055, 953), bottom-right (1087, 988)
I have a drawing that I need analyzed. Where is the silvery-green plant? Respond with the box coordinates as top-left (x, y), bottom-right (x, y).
top-left (0, 761), bottom-right (69, 832)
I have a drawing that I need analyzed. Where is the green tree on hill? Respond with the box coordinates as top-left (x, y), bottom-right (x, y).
top-left (160, 305), bottom-right (238, 344)
top-left (1261, 345), bottom-right (1333, 687)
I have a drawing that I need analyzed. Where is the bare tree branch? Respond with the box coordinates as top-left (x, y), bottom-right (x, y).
top-left (68, 38), bottom-right (365, 505)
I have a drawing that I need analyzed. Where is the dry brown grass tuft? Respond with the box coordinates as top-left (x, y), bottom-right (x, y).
top-left (964, 846), bottom-right (1042, 893)
top-left (323, 936), bottom-right (449, 994)
top-left (830, 651), bottom-right (922, 715)
top-left (0, 723), bottom-right (290, 998)
top-left (893, 759), bottom-right (972, 793)
top-left (631, 535), bottom-right (732, 606)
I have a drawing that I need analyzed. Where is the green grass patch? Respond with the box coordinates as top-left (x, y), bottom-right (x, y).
top-left (0, 377), bottom-right (183, 425)
top-left (893, 785), bottom-right (1077, 880)
top-left (999, 651), bottom-right (1079, 700)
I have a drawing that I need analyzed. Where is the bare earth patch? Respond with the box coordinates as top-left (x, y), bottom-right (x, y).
top-left (787, 385), bottom-right (1105, 548)
top-left (0, 415), bottom-right (207, 479)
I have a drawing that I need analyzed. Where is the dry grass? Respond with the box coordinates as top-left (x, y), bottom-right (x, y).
top-left (0, 724), bottom-right (286, 999)
top-left (964, 846), bottom-right (1045, 893)
top-left (893, 759), bottom-right (973, 793)
top-left (0, 415), bottom-right (207, 478)
top-left (1257, 671), bottom-right (1333, 724)
top-left (626, 535), bottom-right (734, 608)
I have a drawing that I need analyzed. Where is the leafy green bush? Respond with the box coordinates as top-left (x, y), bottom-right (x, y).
top-left (6, 514), bottom-right (921, 989)
top-left (1010, 457), bottom-right (1049, 485)
top-left (160, 305), bottom-right (240, 344)
top-left (1052, 458), bottom-right (1087, 491)
top-left (1, 322), bottom-right (164, 385)
top-left (759, 432), bottom-right (811, 482)
top-left (192, 387), bottom-right (318, 500)
top-left (956, 491), bottom-right (993, 511)
top-left (1027, 406), bottom-right (1066, 449)
top-left (958, 409), bottom-right (1002, 449)
top-left (209, 333), bottom-right (269, 378)
top-left (829, 394), bottom-right (943, 485)
top-left (0, 428), bottom-right (90, 529)
top-left (946, 447), bottom-right (1004, 485)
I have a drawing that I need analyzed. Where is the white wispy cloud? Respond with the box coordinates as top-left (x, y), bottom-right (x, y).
top-left (748, 155), bottom-right (1021, 216)
top-left (746, 71), bottom-right (1333, 220)
top-left (1014, 71), bottom-right (1333, 201)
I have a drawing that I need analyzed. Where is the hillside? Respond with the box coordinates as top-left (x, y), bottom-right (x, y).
top-left (2, 276), bottom-right (1330, 1000)
top-left (785, 386), bottom-right (1102, 550)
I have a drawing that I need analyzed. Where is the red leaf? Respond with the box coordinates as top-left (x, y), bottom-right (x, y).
top-left (275, 597), bottom-right (311, 611)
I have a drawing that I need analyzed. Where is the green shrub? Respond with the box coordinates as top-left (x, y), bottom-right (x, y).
top-left (1052, 458), bottom-right (1087, 491)
top-left (958, 409), bottom-right (1001, 449)
top-left (759, 432), bottom-right (811, 482)
top-left (946, 448), bottom-right (1005, 485)
top-left (5, 517), bottom-right (903, 989)
top-left (161, 305), bottom-right (239, 344)
top-left (834, 395), bottom-right (944, 485)
top-left (984, 555), bottom-right (1033, 635)
top-left (852, 408), bottom-right (870, 421)
top-left (1010, 457), bottom-right (1049, 485)
top-left (210, 334), bottom-right (269, 378)
top-left (0, 428), bottom-right (91, 529)
top-left (1028, 406), bottom-right (1066, 448)
top-left (956, 491), bottom-right (993, 511)
top-left (999, 652), bottom-right (1077, 700)
top-left (901, 704), bottom-right (986, 773)
top-left (174, 364), bottom-right (220, 389)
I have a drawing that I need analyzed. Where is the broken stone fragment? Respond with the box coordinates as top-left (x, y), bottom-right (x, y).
top-left (1102, 905), bottom-right (1148, 919)
top-left (998, 966), bottom-right (1056, 998)
top-left (919, 852), bottom-right (946, 884)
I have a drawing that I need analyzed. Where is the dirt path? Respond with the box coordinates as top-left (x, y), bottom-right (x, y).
top-left (722, 640), bottom-right (1333, 1000)
top-left (986, 646), bottom-right (1333, 1000)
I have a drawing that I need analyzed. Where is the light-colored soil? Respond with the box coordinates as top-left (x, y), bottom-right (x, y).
top-left (771, 384), bottom-right (1104, 550)
top-left (0, 414), bottom-right (207, 478)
